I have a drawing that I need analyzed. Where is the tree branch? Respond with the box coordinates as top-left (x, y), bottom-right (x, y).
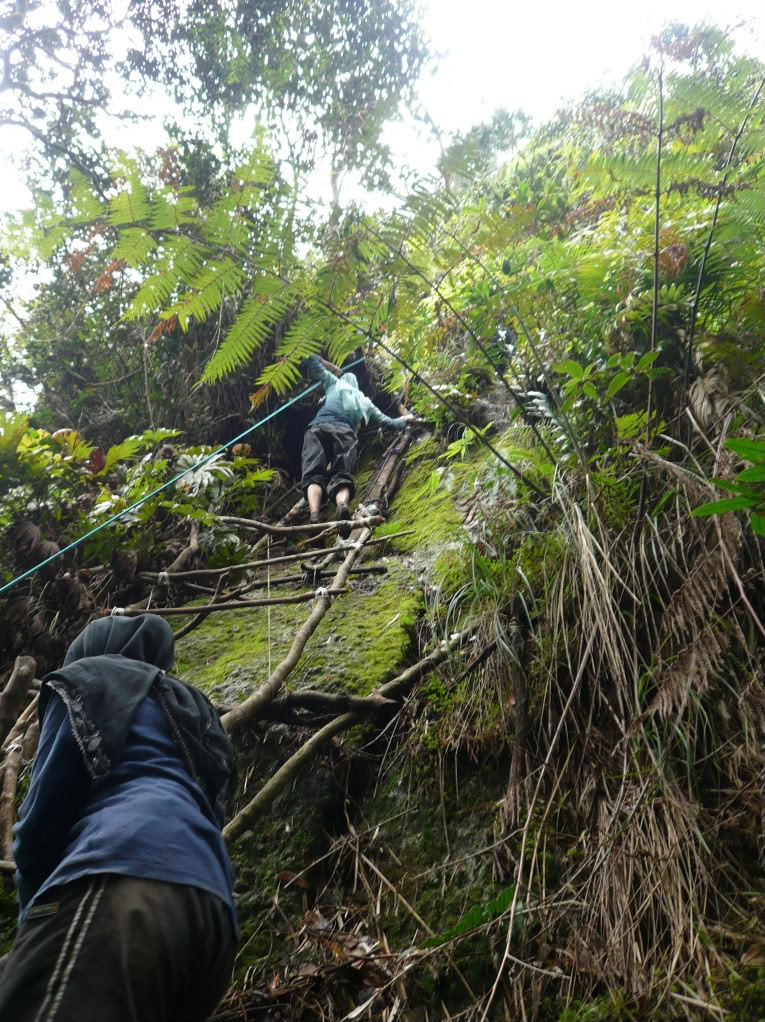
top-left (222, 628), bottom-right (475, 841)
top-left (138, 530), bottom-right (414, 582)
top-left (0, 655), bottom-right (36, 746)
top-left (221, 528), bottom-right (375, 736)
top-left (120, 587), bottom-right (347, 617)
top-left (217, 515), bottom-right (383, 535)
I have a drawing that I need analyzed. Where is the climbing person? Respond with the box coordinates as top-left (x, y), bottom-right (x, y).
top-left (298, 354), bottom-right (415, 537)
top-left (0, 615), bottom-right (237, 1022)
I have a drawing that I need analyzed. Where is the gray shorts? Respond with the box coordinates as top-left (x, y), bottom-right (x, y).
top-left (300, 422), bottom-right (358, 499)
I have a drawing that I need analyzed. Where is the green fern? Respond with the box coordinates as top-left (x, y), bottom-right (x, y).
top-left (200, 278), bottom-right (300, 384)
top-left (108, 163), bottom-right (151, 226)
top-left (166, 259), bottom-right (245, 330)
top-left (68, 171), bottom-right (105, 223)
top-left (112, 228), bottom-right (158, 269)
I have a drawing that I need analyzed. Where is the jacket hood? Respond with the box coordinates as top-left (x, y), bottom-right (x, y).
top-left (63, 614), bottom-right (175, 670)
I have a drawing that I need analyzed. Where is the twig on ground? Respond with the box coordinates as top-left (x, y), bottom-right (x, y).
top-left (137, 531), bottom-right (412, 584)
top-left (221, 528), bottom-right (375, 736)
top-left (173, 573), bottom-right (229, 641)
top-left (218, 515), bottom-right (384, 535)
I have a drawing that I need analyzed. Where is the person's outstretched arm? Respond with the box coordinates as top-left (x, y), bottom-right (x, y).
top-left (305, 354), bottom-right (340, 392)
top-left (366, 403), bottom-right (416, 430)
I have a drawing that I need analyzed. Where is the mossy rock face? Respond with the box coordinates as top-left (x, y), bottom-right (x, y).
top-left (380, 436), bottom-right (464, 555)
top-left (360, 758), bottom-right (506, 1005)
top-left (175, 559), bottom-right (423, 701)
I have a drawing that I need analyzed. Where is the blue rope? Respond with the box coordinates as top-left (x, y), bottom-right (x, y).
top-left (0, 358), bottom-right (365, 597)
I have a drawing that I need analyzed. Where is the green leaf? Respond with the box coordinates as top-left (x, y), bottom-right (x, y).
top-left (606, 371), bottom-right (631, 400)
top-left (636, 350), bottom-right (660, 371)
top-left (552, 359), bottom-right (584, 379)
top-left (691, 495), bottom-right (755, 516)
top-left (737, 464), bottom-right (765, 483)
top-left (112, 228), bottom-right (157, 268)
top-left (751, 513), bottom-right (765, 537)
top-left (422, 886), bottom-right (517, 948)
top-left (201, 279), bottom-right (299, 384)
top-left (582, 381), bottom-right (597, 399)
top-left (725, 438), bottom-right (765, 463)
top-left (615, 411), bottom-right (648, 439)
top-left (606, 354), bottom-right (621, 368)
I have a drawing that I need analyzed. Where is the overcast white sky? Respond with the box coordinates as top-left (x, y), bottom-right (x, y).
top-left (0, 0), bottom-right (762, 215)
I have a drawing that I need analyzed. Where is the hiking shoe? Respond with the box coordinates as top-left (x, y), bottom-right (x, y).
top-left (309, 511), bottom-right (322, 526)
top-left (335, 502), bottom-right (352, 539)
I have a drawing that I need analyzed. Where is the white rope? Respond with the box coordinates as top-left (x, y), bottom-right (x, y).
top-left (158, 571), bottom-right (170, 586)
top-left (111, 607), bottom-right (126, 616)
top-left (314, 586), bottom-right (329, 601)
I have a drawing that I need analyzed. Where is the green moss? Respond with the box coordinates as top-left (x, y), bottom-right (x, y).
top-left (386, 438), bottom-right (463, 554)
top-left (175, 559), bottom-right (423, 698)
top-left (360, 761), bottom-right (504, 949)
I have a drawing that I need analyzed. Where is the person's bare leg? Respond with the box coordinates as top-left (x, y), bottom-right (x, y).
top-left (306, 482), bottom-right (324, 523)
top-left (334, 487), bottom-right (352, 537)
top-left (334, 487), bottom-right (350, 512)
top-left (307, 484), bottom-right (323, 518)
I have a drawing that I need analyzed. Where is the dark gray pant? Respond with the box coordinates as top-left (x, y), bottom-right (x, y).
top-left (0, 875), bottom-right (236, 1022)
top-left (301, 422), bottom-right (358, 500)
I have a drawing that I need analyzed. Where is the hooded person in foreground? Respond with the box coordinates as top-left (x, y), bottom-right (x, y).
top-left (0, 614), bottom-right (237, 1022)
top-left (297, 355), bottom-right (415, 536)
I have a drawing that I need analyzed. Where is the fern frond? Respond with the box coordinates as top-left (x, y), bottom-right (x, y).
top-left (112, 228), bottom-right (158, 269)
top-left (68, 171), bottom-right (105, 223)
top-left (124, 236), bottom-right (211, 321)
top-left (108, 164), bottom-right (151, 226)
top-left (199, 277), bottom-right (298, 383)
top-left (166, 259), bottom-right (245, 330)
top-left (149, 190), bottom-right (199, 231)
top-left (256, 312), bottom-right (326, 393)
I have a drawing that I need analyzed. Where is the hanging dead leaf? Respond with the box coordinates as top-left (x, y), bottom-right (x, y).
top-left (249, 382), bottom-right (273, 411)
top-left (5, 597), bottom-right (31, 624)
top-left (94, 259), bottom-right (127, 293)
top-left (37, 540), bottom-right (61, 581)
top-left (54, 575), bottom-right (89, 616)
top-left (659, 242), bottom-right (689, 277)
top-left (232, 443), bottom-right (251, 457)
top-left (277, 870), bottom-right (308, 889)
top-left (146, 315), bottom-right (178, 345)
top-left (88, 447), bottom-right (106, 474)
top-left (63, 251), bottom-right (86, 273)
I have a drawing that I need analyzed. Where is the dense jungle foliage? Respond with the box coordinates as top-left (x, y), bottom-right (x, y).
top-left (1, 11), bottom-right (764, 1021)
